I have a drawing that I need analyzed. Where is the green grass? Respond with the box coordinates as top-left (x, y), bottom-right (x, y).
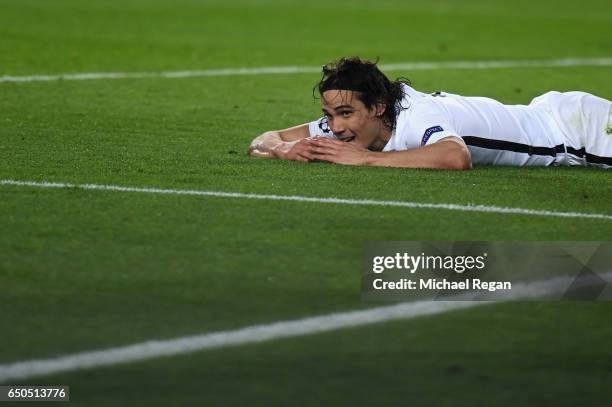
top-left (35, 302), bottom-right (612, 406)
top-left (1, 0), bottom-right (611, 405)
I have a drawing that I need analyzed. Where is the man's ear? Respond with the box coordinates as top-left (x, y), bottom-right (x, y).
top-left (375, 103), bottom-right (386, 117)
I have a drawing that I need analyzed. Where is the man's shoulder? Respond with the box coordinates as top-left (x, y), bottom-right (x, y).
top-left (392, 92), bottom-right (459, 148)
top-left (398, 94), bottom-right (448, 128)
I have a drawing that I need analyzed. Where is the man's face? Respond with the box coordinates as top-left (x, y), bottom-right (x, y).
top-left (321, 90), bottom-right (386, 150)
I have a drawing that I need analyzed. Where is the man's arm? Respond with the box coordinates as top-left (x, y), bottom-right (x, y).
top-left (308, 136), bottom-right (472, 170)
top-left (248, 124), bottom-right (311, 160)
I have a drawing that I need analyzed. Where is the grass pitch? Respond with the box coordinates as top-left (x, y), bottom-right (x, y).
top-left (1, 0), bottom-right (611, 405)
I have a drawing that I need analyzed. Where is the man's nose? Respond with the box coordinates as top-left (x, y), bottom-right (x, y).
top-left (330, 119), bottom-right (346, 135)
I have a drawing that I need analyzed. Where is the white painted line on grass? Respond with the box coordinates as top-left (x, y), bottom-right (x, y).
top-left (1, 57), bottom-right (611, 83)
top-left (0, 272), bottom-right (609, 382)
top-left (2, 179), bottom-right (611, 221)
top-left (0, 301), bottom-right (482, 382)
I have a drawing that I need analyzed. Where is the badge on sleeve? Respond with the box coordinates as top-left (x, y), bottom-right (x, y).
top-left (421, 126), bottom-right (444, 146)
top-left (318, 117), bottom-right (331, 134)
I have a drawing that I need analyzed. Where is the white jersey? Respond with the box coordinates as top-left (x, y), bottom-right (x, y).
top-left (308, 84), bottom-right (612, 168)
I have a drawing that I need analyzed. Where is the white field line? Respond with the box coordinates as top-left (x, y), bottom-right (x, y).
top-left (1, 271), bottom-right (609, 382)
top-left (1, 57), bottom-right (611, 83)
top-left (2, 179), bottom-right (612, 221)
top-left (0, 301), bottom-right (482, 383)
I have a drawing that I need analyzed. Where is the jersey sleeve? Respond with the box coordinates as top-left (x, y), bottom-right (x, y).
top-left (308, 117), bottom-right (337, 139)
top-left (403, 101), bottom-right (460, 147)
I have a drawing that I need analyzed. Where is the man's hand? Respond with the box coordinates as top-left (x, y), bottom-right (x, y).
top-left (248, 124), bottom-right (313, 160)
top-left (272, 138), bottom-right (313, 162)
top-left (248, 127), bottom-right (314, 162)
top-left (249, 146), bottom-right (275, 158)
top-left (248, 131), bottom-right (282, 158)
top-left (308, 135), bottom-right (471, 169)
top-left (249, 137), bottom-right (312, 162)
top-left (308, 138), bottom-right (369, 165)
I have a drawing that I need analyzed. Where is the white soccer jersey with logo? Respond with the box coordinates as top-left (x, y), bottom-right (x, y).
top-left (308, 84), bottom-right (612, 168)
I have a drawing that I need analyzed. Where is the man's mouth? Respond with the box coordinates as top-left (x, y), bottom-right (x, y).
top-left (339, 135), bottom-right (356, 143)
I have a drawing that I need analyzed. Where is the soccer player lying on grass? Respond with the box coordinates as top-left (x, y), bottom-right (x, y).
top-left (248, 57), bottom-right (612, 170)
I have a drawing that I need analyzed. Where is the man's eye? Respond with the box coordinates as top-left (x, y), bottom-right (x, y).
top-left (340, 111), bottom-right (352, 117)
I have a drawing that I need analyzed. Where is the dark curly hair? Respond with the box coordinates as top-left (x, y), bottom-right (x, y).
top-left (315, 57), bottom-right (410, 131)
